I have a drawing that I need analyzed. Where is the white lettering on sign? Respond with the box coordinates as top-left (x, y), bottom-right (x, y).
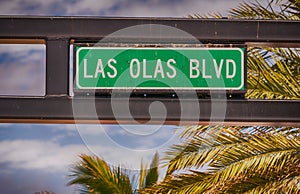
top-left (154, 59), bottom-right (165, 78)
top-left (77, 47), bottom-right (244, 90)
top-left (189, 59), bottom-right (212, 78)
top-left (94, 59), bottom-right (106, 78)
top-left (190, 59), bottom-right (200, 78)
top-left (83, 59), bottom-right (93, 78)
top-left (190, 58), bottom-right (237, 79)
top-left (130, 58), bottom-right (140, 78)
top-left (202, 59), bottom-right (212, 79)
top-left (143, 59), bottom-right (152, 78)
top-left (83, 58), bottom-right (118, 79)
top-left (129, 58), bottom-right (177, 79)
top-left (166, 59), bottom-right (176, 78)
top-left (81, 55), bottom-right (239, 82)
top-left (107, 59), bottom-right (117, 78)
top-left (226, 59), bottom-right (236, 78)
top-left (213, 59), bottom-right (223, 78)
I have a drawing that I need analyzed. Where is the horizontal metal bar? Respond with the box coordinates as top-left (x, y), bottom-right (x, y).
top-left (1, 119), bottom-right (299, 127)
top-left (0, 17), bottom-right (299, 125)
top-left (0, 97), bottom-right (299, 126)
top-left (0, 17), bottom-right (299, 42)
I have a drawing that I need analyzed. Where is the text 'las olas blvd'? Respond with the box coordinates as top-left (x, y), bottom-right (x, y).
top-left (76, 47), bottom-right (244, 90)
top-left (83, 58), bottom-right (237, 79)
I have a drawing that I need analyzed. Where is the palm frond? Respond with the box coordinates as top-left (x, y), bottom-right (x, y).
top-left (230, 0), bottom-right (300, 20)
top-left (187, 12), bottom-right (223, 19)
top-left (143, 171), bottom-right (211, 194)
top-left (246, 47), bottom-right (300, 99)
top-left (139, 159), bottom-right (147, 192)
top-left (178, 125), bottom-right (223, 138)
top-left (144, 152), bottom-right (159, 188)
top-left (244, 175), bottom-right (300, 193)
top-left (137, 153), bottom-right (160, 193)
top-left (164, 126), bottom-right (248, 175)
top-left (68, 154), bottom-right (132, 194)
top-left (270, 48), bottom-right (300, 78)
top-left (152, 127), bottom-right (300, 193)
top-left (279, 0), bottom-right (300, 20)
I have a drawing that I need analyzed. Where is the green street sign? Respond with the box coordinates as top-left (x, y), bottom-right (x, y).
top-left (76, 47), bottom-right (244, 90)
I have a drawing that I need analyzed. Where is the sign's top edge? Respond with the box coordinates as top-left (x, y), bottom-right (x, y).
top-left (76, 47), bottom-right (245, 55)
top-left (76, 47), bottom-right (244, 50)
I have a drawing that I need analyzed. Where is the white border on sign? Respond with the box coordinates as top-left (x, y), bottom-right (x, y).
top-left (76, 47), bottom-right (244, 90)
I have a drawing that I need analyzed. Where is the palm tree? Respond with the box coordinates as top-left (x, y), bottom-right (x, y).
top-left (68, 153), bottom-right (159, 194)
top-left (144, 0), bottom-right (300, 193)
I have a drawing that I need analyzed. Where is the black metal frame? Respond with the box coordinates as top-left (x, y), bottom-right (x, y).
top-left (0, 16), bottom-right (299, 125)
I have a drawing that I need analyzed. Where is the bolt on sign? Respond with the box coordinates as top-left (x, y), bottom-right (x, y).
top-left (75, 47), bottom-right (244, 91)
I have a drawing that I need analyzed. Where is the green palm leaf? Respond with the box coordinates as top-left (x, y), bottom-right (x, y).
top-left (164, 126), bottom-right (248, 175)
top-left (230, 0), bottom-right (300, 20)
top-left (68, 153), bottom-right (160, 193)
top-left (144, 152), bottom-right (159, 188)
top-left (138, 152), bottom-right (159, 192)
top-left (246, 47), bottom-right (300, 99)
top-left (143, 171), bottom-right (211, 194)
top-left (68, 154), bottom-right (132, 194)
top-left (244, 175), bottom-right (300, 193)
top-left (148, 127), bottom-right (300, 193)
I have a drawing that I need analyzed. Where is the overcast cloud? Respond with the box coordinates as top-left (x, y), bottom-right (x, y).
top-left (0, 44), bottom-right (45, 96)
top-left (0, 0), bottom-right (250, 17)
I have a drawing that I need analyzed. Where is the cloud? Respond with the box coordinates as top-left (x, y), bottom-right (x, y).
top-left (0, 136), bottom-right (163, 193)
top-left (0, 139), bottom-right (89, 172)
top-left (0, 124), bottom-right (180, 192)
top-left (54, 124), bottom-right (77, 131)
top-left (0, 124), bottom-right (180, 172)
top-left (0, 0), bottom-right (251, 17)
top-left (0, 0), bottom-right (119, 15)
top-left (0, 44), bottom-right (45, 96)
top-left (74, 124), bottom-right (181, 170)
top-left (64, 0), bottom-right (119, 15)
top-left (0, 123), bottom-right (14, 128)
top-left (77, 124), bottom-right (180, 150)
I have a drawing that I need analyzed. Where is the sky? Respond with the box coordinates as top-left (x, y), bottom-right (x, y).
top-left (0, 0), bottom-right (250, 17)
top-left (0, 124), bottom-right (181, 193)
top-left (0, 0), bottom-right (250, 193)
